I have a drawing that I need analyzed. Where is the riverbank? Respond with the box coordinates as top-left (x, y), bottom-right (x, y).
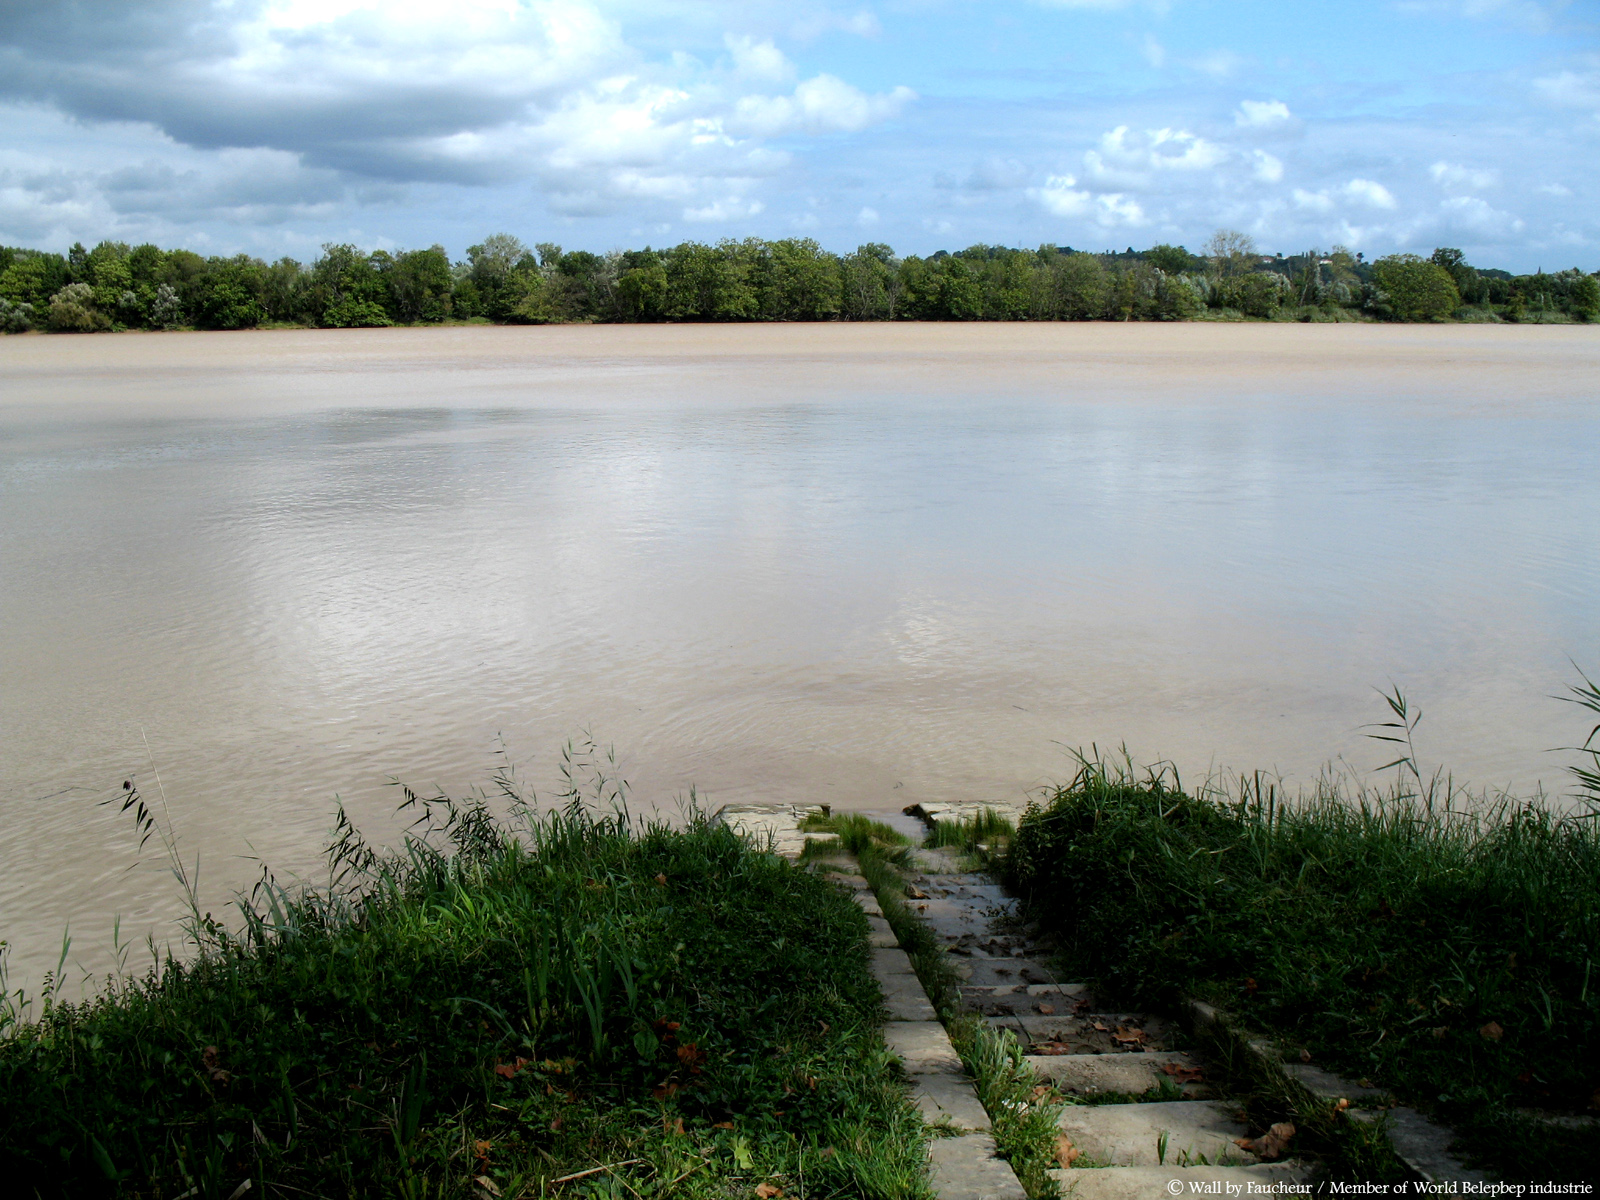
top-left (998, 759), bottom-right (1600, 1183)
top-left (0, 800), bottom-right (927, 1197)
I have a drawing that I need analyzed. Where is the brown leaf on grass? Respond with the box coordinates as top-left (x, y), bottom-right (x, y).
top-left (1479, 1022), bottom-right (1504, 1042)
top-left (1235, 1122), bottom-right (1296, 1160)
top-left (1244, 977), bottom-right (1259, 994)
top-left (655, 873), bottom-right (668, 885)
top-left (755, 1184), bottom-right (784, 1199)
top-left (201, 1046), bottom-right (231, 1086)
top-left (474, 1140), bottom-right (493, 1157)
top-left (1336, 1098), bottom-right (1350, 1111)
top-left (493, 1057), bottom-right (532, 1080)
top-left (1161, 1063), bottom-right (1204, 1084)
top-left (1299, 1048), bottom-right (1312, 1063)
top-left (549, 1116), bottom-right (564, 1133)
top-left (1431, 1026), bottom-right (1449, 1040)
top-left (1054, 1135), bottom-right (1080, 1168)
top-left (712, 1121), bottom-right (735, 1130)
top-left (473, 1177), bottom-right (502, 1198)
top-left (665, 1116), bottom-right (685, 1136)
top-left (651, 1081), bottom-right (680, 1101)
top-left (678, 1042), bottom-right (707, 1067)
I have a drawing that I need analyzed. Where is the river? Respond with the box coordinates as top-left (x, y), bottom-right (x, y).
top-left (2, 322), bottom-right (1597, 994)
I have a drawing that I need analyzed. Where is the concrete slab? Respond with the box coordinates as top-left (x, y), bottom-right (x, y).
top-left (884, 1021), bottom-right (963, 1074)
top-left (872, 947), bottom-right (917, 978)
top-left (866, 915), bottom-right (900, 948)
top-left (1026, 1052), bottom-right (1206, 1098)
top-left (1281, 1062), bottom-right (1386, 1103)
top-left (882, 977), bottom-right (938, 1022)
top-left (1050, 1163), bottom-right (1312, 1199)
top-left (912, 1074), bottom-right (992, 1132)
top-left (1347, 1107), bottom-right (1488, 1184)
top-left (928, 1134), bottom-right (1028, 1200)
top-left (1055, 1101), bottom-right (1254, 1168)
top-left (852, 892), bottom-right (885, 917)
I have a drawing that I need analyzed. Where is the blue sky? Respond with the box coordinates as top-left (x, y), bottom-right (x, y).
top-left (0, 0), bottom-right (1594, 270)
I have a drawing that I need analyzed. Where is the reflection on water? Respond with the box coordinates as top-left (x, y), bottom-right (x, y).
top-left (2, 329), bottom-right (1598, 993)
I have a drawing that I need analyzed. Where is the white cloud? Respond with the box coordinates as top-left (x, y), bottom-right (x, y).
top-left (1344, 178), bottom-right (1397, 210)
top-left (1028, 175), bottom-right (1146, 226)
top-left (1235, 99), bottom-right (1291, 128)
top-left (1085, 125), bottom-right (1227, 186)
top-left (1534, 68), bottom-right (1600, 113)
top-left (1141, 36), bottom-right (1167, 68)
top-left (1190, 49), bottom-right (1247, 79)
top-left (1540, 182), bottom-right (1573, 196)
top-left (730, 75), bottom-right (915, 136)
top-left (1436, 195), bottom-right (1525, 237)
top-left (1252, 150), bottom-right (1284, 183)
top-left (725, 35), bottom-right (795, 84)
top-left (1292, 187), bottom-right (1335, 213)
top-left (856, 205), bottom-right (879, 226)
top-left (1430, 161), bottom-right (1499, 190)
top-left (684, 196), bottom-right (765, 221)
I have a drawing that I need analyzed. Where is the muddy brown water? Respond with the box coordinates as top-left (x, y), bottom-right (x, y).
top-left (3, 323), bottom-right (1598, 994)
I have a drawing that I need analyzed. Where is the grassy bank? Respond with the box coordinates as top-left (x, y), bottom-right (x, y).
top-left (0, 796), bottom-right (928, 1198)
top-left (1001, 757), bottom-right (1600, 1182)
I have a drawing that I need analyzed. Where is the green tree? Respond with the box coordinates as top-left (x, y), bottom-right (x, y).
top-left (1145, 244), bottom-right (1195, 275)
top-left (1204, 229), bottom-right (1257, 282)
top-left (47, 283), bottom-right (110, 332)
top-left (1051, 253), bottom-right (1109, 320)
top-left (840, 244), bottom-right (899, 321)
top-left (389, 247), bottom-right (454, 323)
top-left (1372, 254), bottom-right (1461, 321)
top-left (190, 256), bottom-right (266, 330)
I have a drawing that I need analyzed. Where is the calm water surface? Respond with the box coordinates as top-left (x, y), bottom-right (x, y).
top-left (2, 326), bottom-right (1598, 992)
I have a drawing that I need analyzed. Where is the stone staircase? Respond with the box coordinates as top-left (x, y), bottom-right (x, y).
top-left (899, 856), bottom-right (1314, 1200)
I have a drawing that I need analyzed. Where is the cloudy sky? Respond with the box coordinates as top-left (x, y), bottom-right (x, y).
top-left (0, 0), bottom-right (1594, 270)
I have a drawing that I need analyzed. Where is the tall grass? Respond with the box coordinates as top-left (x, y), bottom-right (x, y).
top-left (1002, 751), bottom-right (1600, 1182)
top-left (0, 781), bottom-right (930, 1198)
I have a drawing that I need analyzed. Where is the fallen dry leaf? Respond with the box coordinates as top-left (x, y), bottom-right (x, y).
top-left (712, 1121), bottom-right (735, 1130)
top-left (1299, 1048), bottom-right (1312, 1063)
top-left (1032, 1041), bottom-right (1072, 1056)
top-left (1161, 1063), bottom-right (1204, 1084)
top-left (473, 1176), bottom-right (502, 1198)
top-left (655, 873), bottom-right (668, 885)
top-left (1244, 977), bottom-right (1259, 994)
top-left (1036, 1003), bottom-right (1055, 1015)
top-left (1054, 1134), bottom-right (1080, 1168)
top-left (1092, 1021), bottom-right (1109, 1033)
top-left (905, 885), bottom-right (929, 900)
top-left (1479, 1022), bottom-right (1504, 1042)
top-left (201, 1046), bottom-right (231, 1086)
top-left (1336, 1098), bottom-right (1350, 1111)
top-left (1235, 1122), bottom-right (1296, 1160)
top-left (1431, 1026), bottom-right (1449, 1040)
top-left (1110, 1026), bottom-right (1147, 1047)
top-left (665, 1116), bottom-right (685, 1136)
top-left (755, 1184), bottom-right (783, 1199)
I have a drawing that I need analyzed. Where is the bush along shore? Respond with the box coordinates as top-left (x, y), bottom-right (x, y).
top-left (0, 786), bottom-right (931, 1198)
top-left (999, 749), bottom-right (1600, 1184)
top-left (1, 233), bottom-right (1596, 334)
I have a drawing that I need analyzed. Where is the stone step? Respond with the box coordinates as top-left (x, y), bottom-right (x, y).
top-left (852, 891), bottom-right (885, 917)
top-left (991, 1012), bottom-right (1175, 1054)
top-left (1056, 1100), bottom-right (1255, 1168)
top-left (949, 957), bottom-right (1059, 988)
top-left (872, 947), bottom-right (917, 978)
top-left (883, 1021), bottom-right (963, 1074)
top-left (1049, 1163), bottom-right (1312, 1199)
top-left (866, 914), bottom-right (900, 948)
top-left (928, 1133), bottom-right (1028, 1200)
top-left (881, 975), bottom-right (938, 1022)
top-left (1025, 1052), bottom-right (1208, 1099)
top-left (961, 982), bottom-right (1086, 999)
top-left (911, 1074), bottom-right (992, 1132)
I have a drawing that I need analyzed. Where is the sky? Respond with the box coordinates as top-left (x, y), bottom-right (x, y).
top-left (0, 0), bottom-right (1594, 271)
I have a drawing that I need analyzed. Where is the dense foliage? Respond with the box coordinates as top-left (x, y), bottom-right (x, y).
top-left (0, 799), bottom-right (926, 1198)
top-left (1001, 758), bottom-right (1600, 1182)
top-left (2, 234), bottom-right (1593, 334)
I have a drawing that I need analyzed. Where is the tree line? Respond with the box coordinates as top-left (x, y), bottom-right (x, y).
top-left (1, 230), bottom-right (1595, 334)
